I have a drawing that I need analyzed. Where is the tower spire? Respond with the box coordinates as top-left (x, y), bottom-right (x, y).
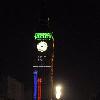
top-left (37, 0), bottom-right (50, 32)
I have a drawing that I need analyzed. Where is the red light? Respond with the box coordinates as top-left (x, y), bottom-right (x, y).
top-left (38, 78), bottom-right (42, 100)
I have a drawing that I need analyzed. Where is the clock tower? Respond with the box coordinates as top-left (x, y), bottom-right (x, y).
top-left (32, 1), bottom-right (54, 100)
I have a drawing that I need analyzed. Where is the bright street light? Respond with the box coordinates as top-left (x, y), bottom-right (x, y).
top-left (55, 85), bottom-right (62, 99)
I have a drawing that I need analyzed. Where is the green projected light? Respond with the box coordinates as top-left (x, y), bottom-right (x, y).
top-left (34, 33), bottom-right (53, 40)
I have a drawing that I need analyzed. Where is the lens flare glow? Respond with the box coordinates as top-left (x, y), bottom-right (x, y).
top-left (56, 85), bottom-right (62, 99)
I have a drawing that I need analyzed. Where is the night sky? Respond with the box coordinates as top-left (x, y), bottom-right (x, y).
top-left (0, 0), bottom-right (99, 99)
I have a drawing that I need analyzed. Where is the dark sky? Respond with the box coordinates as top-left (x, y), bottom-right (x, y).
top-left (0, 0), bottom-right (99, 99)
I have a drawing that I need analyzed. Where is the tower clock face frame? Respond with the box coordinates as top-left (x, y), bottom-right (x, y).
top-left (33, 32), bottom-right (54, 67)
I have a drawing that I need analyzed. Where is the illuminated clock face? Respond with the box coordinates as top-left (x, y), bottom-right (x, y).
top-left (37, 41), bottom-right (48, 52)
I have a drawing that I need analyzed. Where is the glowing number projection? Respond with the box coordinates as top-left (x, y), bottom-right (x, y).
top-left (34, 32), bottom-right (53, 40)
top-left (38, 56), bottom-right (46, 61)
top-left (37, 41), bottom-right (48, 52)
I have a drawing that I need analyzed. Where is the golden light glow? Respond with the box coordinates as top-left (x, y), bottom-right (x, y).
top-left (56, 85), bottom-right (62, 99)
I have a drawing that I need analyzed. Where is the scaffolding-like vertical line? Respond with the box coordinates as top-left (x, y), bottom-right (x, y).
top-left (47, 16), bottom-right (55, 100)
top-left (51, 37), bottom-right (54, 100)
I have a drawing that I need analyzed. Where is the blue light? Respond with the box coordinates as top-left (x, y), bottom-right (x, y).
top-left (33, 70), bottom-right (38, 100)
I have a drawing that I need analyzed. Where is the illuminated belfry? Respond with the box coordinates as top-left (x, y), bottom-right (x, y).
top-left (33, 0), bottom-right (54, 100)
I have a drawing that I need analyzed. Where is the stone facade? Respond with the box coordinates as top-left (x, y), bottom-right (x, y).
top-left (0, 74), bottom-right (24, 100)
